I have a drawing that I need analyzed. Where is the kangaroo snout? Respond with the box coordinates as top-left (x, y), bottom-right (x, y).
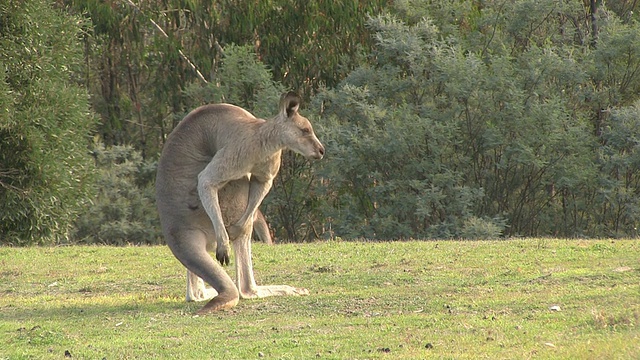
top-left (316, 144), bottom-right (325, 160)
top-left (306, 139), bottom-right (325, 160)
top-left (299, 135), bottom-right (325, 160)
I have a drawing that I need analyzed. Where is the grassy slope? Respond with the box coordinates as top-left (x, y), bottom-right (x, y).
top-left (0, 239), bottom-right (638, 359)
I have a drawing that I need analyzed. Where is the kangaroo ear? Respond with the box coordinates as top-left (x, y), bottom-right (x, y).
top-left (280, 91), bottom-right (301, 118)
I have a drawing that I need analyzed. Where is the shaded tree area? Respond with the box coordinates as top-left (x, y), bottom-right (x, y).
top-left (0, 0), bottom-right (96, 244)
top-left (62, 0), bottom-right (387, 157)
top-left (60, 0), bottom-right (389, 244)
top-left (5, 0), bottom-right (640, 244)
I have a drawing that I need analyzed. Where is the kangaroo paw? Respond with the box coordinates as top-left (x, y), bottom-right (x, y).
top-left (216, 242), bottom-right (231, 266)
top-left (186, 285), bottom-right (217, 302)
top-left (216, 249), bottom-right (230, 266)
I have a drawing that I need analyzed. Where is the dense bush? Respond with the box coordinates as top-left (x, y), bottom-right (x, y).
top-left (73, 143), bottom-right (161, 245)
top-left (310, 1), bottom-right (640, 239)
top-left (0, 0), bottom-right (96, 245)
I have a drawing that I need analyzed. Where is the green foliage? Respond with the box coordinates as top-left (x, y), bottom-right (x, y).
top-left (0, 0), bottom-right (96, 245)
top-left (312, 1), bottom-right (640, 239)
top-left (9, 0), bottom-right (640, 243)
top-left (183, 44), bottom-right (284, 118)
top-left (315, 14), bottom-right (507, 239)
top-left (594, 101), bottom-right (640, 237)
top-left (268, 152), bottom-right (324, 242)
top-left (64, 0), bottom-right (389, 157)
top-left (73, 143), bottom-right (161, 245)
top-left (220, 0), bottom-right (388, 92)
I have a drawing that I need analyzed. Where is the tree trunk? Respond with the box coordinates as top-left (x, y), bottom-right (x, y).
top-left (590, 0), bottom-right (600, 48)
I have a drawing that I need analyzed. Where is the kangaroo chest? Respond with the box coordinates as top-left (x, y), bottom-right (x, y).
top-left (247, 151), bottom-right (282, 182)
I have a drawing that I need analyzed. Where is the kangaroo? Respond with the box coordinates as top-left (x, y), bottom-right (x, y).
top-left (155, 92), bottom-right (324, 314)
top-left (252, 209), bottom-right (273, 245)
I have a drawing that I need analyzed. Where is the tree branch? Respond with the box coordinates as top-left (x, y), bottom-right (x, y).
top-left (121, 0), bottom-right (209, 84)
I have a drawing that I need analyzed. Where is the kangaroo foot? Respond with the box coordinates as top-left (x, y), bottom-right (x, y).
top-left (240, 285), bottom-right (309, 299)
top-left (186, 284), bottom-right (217, 302)
top-left (186, 271), bottom-right (218, 302)
top-left (196, 294), bottom-right (239, 315)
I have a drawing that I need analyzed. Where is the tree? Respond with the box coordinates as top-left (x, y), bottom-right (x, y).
top-left (64, 0), bottom-right (389, 158)
top-left (313, 0), bottom-right (640, 239)
top-left (219, 0), bottom-right (388, 93)
top-left (0, 0), bottom-right (96, 244)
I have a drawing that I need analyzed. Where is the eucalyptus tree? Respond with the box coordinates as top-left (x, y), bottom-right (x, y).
top-left (65, 0), bottom-right (388, 159)
top-left (0, 0), bottom-right (96, 244)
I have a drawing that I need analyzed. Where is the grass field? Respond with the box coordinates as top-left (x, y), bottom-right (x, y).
top-left (0, 239), bottom-right (638, 359)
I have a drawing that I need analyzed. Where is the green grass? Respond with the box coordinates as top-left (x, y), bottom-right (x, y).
top-left (1, 239), bottom-right (638, 359)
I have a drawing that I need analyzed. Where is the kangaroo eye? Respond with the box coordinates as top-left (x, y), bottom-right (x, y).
top-left (301, 127), bottom-right (311, 135)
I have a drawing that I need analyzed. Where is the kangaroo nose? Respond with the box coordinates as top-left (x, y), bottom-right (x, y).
top-left (317, 144), bottom-right (325, 159)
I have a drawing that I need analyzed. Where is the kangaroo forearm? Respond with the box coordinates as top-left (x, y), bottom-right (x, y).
top-left (236, 179), bottom-right (273, 228)
top-left (198, 187), bottom-right (229, 245)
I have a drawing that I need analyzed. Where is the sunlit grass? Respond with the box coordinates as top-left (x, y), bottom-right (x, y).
top-left (1, 239), bottom-right (638, 359)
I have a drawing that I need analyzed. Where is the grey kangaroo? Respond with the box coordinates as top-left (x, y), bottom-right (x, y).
top-left (155, 92), bottom-right (324, 314)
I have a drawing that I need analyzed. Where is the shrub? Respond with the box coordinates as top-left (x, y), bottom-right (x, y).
top-left (73, 143), bottom-right (161, 245)
top-left (0, 0), bottom-right (96, 245)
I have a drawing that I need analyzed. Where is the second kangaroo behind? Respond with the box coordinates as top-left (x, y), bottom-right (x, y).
top-left (156, 92), bottom-right (324, 314)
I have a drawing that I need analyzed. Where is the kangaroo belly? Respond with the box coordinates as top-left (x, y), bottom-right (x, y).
top-left (157, 168), bottom-right (250, 231)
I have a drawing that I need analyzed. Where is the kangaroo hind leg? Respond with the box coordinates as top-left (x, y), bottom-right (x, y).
top-left (186, 269), bottom-right (217, 302)
top-left (233, 228), bottom-right (309, 299)
top-left (167, 229), bottom-right (239, 314)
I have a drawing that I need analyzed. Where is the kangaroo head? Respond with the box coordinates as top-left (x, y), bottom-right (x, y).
top-left (277, 92), bottom-right (325, 160)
